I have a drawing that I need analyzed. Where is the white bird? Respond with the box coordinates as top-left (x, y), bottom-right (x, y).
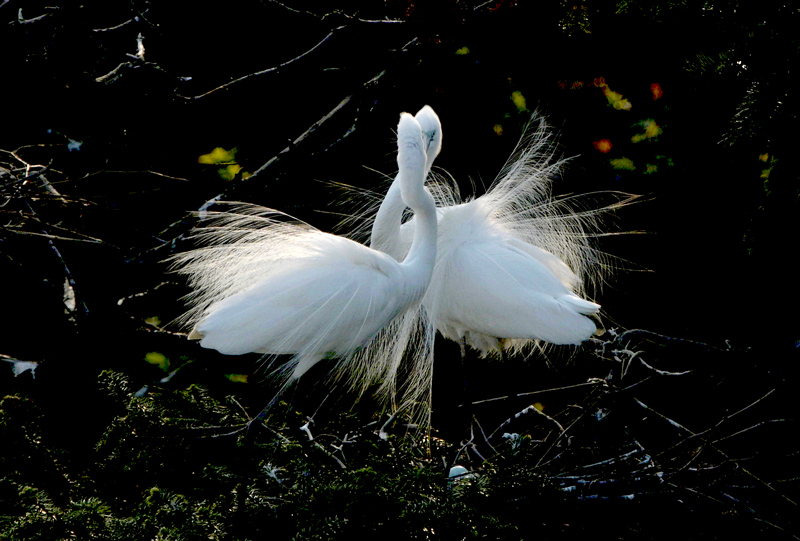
top-left (172, 112), bottom-right (438, 392)
top-left (323, 106), bottom-right (619, 424)
top-left (369, 106), bottom-right (603, 359)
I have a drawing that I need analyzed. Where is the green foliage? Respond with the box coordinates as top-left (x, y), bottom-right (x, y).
top-left (0, 365), bottom-right (590, 539)
top-left (3, 332), bottom-right (797, 540)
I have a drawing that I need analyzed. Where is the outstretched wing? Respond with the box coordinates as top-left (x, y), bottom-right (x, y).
top-left (192, 233), bottom-right (406, 361)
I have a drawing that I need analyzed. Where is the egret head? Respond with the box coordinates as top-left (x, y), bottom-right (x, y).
top-left (414, 105), bottom-right (442, 175)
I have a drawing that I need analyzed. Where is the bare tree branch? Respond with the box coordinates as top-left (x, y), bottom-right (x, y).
top-left (634, 392), bottom-right (798, 508)
top-left (264, 0), bottom-right (405, 24)
top-left (178, 26), bottom-right (347, 100)
top-left (92, 8), bottom-right (151, 32)
top-left (11, 6), bottom-right (59, 25)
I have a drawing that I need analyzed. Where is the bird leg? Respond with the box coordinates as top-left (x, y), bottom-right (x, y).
top-left (459, 336), bottom-right (475, 435)
top-left (240, 381), bottom-right (296, 438)
top-left (501, 341), bottom-right (525, 413)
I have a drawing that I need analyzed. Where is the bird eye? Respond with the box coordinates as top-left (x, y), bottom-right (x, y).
top-left (423, 130), bottom-right (436, 148)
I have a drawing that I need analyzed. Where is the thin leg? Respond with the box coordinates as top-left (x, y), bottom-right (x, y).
top-left (459, 337), bottom-right (469, 405)
top-left (460, 337), bottom-right (474, 434)
top-left (244, 389), bottom-right (285, 436)
top-left (502, 341), bottom-right (525, 412)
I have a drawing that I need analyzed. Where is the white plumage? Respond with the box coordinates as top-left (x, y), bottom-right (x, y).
top-left (172, 105), bottom-right (623, 427)
top-left (172, 112), bottom-right (438, 388)
top-left (369, 106), bottom-right (602, 358)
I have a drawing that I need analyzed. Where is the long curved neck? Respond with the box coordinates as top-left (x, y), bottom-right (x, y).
top-left (394, 115), bottom-right (437, 284)
top-left (400, 182), bottom-right (436, 274)
top-left (371, 145), bottom-right (437, 261)
top-left (372, 106), bottom-right (441, 263)
top-left (370, 105), bottom-right (442, 261)
top-left (370, 177), bottom-right (405, 260)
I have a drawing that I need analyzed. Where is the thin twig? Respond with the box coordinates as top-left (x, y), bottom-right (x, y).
top-left (20, 199), bottom-right (90, 316)
top-left (611, 328), bottom-right (735, 352)
top-left (711, 419), bottom-right (789, 446)
top-left (637, 356), bottom-right (692, 376)
top-left (77, 169), bottom-right (190, 182)
top-left (264, 0), bottom-right (405, 24)
top-left (488, 404), bottom-right (566, 443)
top-left (634, 392), bottom-right (797, 507)
top-left (179, 26), bottom-right (346, 100)
top-left (469, 381), bottom-right (599, 406)
top-left (93, 8), bottom-right (151, 32)
top-left (2, 229), bottom-right (104, 244)
top-left (246, 91), bottom-right (356, 179)
top-left (13, 6), bottom-right (59, 24)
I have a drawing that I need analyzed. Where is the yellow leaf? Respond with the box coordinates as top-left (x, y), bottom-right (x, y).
top-left (511, 90), bottom-right (528, 112)
top-left (632, 119), bottom-right (661, 142)
top-left (198, 147), bottom-right (237, 164)
top-left (219, 163), bottom-right (242, 181)
top-left (599, 83), bottom-right (632, 110)
top-left (144, 351), bottom-right (169, 371)
top-left (645, 119), bottom-right (662, 138)
top-left (610, 157), bottom-right (635, 171)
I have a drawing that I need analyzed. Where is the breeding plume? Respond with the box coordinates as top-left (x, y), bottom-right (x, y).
top-left (173, 112), bottom-right (438, 393)
top-left (371, 106), bottom-right (603, 356)
top-left (339, 106), bottom-right (621, 421)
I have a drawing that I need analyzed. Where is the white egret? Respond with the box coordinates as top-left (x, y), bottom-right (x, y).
top-left (343, 106), bottom-right (622, 421)
top-left (372, 106), bottom-right (602, 356)
top-left (172, 112), bottom-right (438, 394)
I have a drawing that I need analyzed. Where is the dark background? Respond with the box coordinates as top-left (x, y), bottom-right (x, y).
top-left (1, 1), bottom-right (799, 539)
